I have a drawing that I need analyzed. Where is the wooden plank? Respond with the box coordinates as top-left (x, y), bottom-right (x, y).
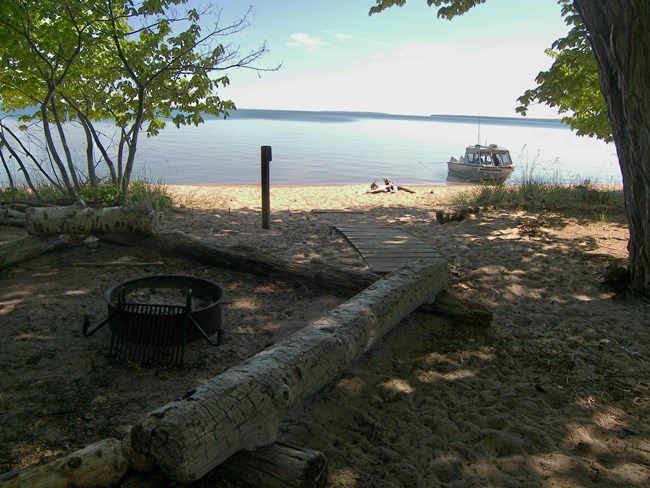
top-left (334, 224), bottom-right (443, 274)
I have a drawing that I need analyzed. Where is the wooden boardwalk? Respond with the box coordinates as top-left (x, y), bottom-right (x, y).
top-left (334, 223), bottom-right (445, 274)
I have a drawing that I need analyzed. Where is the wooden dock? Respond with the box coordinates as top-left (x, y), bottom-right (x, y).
top-left (334, 224), bottom-right (444, 274)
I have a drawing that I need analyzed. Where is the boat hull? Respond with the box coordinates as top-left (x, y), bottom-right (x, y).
top-left (447, 161), bottom-right (513, 183)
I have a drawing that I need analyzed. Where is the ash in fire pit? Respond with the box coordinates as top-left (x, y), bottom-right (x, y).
top-left (84, 275), bottom-right (224, 365)
top-left (126, 285), bottom-right (213, 310)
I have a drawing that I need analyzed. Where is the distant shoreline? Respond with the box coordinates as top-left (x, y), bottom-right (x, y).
top-left (210, 108), bottom-right (565, 127)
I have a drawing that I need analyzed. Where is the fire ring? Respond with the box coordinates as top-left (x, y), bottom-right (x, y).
top-left (84, 275), bottom-right (224, 365)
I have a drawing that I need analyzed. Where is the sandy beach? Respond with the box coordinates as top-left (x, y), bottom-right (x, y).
top-left (1, 183), bottom-right (649, 487)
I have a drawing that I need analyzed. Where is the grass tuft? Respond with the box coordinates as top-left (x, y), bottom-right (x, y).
top-left (0, 178), bottom-right (174, 210)
top-left (450, 179), bottom-right (625, 221)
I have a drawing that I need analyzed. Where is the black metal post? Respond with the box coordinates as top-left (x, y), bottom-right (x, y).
top-left (261, 146), bottom-right (272, 229)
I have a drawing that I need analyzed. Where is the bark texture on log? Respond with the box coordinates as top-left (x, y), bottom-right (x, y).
top-left (25, 200), bottom-right (159, 236)
top-left (0, 235), bottom-right (84, 271)
top-left (100, 231), bottom-right (378, 293)
top-left (0, 438), bottom-right (128, 488)
top-left (130, 259), bottom-right (450, 482)
top-left (219, 443), bottom-right (328, 488)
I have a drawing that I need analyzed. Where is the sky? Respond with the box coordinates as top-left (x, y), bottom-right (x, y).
top-left (190, 0), bottom-right (570, 118)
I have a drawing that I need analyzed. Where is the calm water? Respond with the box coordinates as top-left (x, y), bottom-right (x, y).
top-left (1, 109), bottom-right (621, 186)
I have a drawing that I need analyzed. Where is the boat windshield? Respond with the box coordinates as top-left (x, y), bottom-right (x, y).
top-left (492, 151), bottom-right (512, 166)
top-left (481, 150), bottom-right (512, 166)
top-left (465, 147), bottom-right (512, 166)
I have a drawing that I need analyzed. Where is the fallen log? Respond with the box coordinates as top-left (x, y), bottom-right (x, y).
top-left (101, 231), bottom-right (491, 325)
top-left (0, 234), bottom-right (85, 271)
top-left (100, 231), bottom-right (378, 294)
top-left (0, 438), bottom-right (128, 488)
top-left (219, 443), bottom-right (328, 488)
top-left (1, 207), bottom-right (25, 219)
top-left (0, 208), bottom-right (26, 227)
top-left (129, 259), bottom-right (450, 482)
top-left (0, 217), bottom-right (25, 227)
top-left (420, 289), bottom-right (493, 327)
top-left (25, 200), bottom-right (159, 236)
top-left (435, 206), bottom-right (483, 224)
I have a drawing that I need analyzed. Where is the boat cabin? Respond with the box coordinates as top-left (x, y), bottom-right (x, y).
top-left (464, 144), bottom-right (513, 167)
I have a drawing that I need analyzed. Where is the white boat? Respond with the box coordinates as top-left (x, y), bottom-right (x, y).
top-left (447, 144), bottom-right (514, 183)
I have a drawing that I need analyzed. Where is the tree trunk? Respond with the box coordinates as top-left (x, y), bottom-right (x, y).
top-left (129, 259), bottom-right (450, 482)
top-left (573, 0), bottom-right (650, 296)
top-left (25, 200), bottom-right (159, 236)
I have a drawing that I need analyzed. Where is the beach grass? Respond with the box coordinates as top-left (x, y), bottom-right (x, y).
top-left (450, 180), bottom-right (625, 221)
top-left (0, 179), bottom-right (174, 209)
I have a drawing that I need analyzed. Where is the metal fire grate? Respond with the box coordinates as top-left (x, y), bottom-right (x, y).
top-left (83, 275), bottom-right (224, 366)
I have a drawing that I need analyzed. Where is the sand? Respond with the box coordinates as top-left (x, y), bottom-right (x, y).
top-left (1, 183), bottom-right (649, 487)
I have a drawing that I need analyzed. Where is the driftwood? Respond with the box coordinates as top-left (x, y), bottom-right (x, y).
top-left (219, 443), bottom-right (328, 488)
top-left (435, 206), bottom-right (483, 224)
top-left (1, 436), bottom-right (327, 488)
top-left (356, 177), bottom-right (415, 195)
top-left (420, 290), bottom-right (493, 327)
top-left (102, 231), bottom-right (492, 325)
top-left (0, 234), bottom-right (85, 271)
top-left (0, 217), bottom-right (25, 227)
top-left (129, 259), bottom-right (450, 482)
top-left (100, 231), bottom-right (378, 294)
top-left (0, 438), bottom-right (128, 488)
top-left (25, 200), bottom-right (159, 236)
top-left (0, 208), bottom-right (26, 227)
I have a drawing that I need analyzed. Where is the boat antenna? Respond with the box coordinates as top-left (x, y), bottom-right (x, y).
top-left (477, 112), bottom-right (481, 146)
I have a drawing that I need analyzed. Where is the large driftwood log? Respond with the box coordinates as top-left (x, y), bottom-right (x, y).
top-left (130, 259), bottom-right (450, 482)
top-left (0, 235), bottom-right (84, 271)
top-left (100, 231), bottom-right (378, 293)
top-left (0, 438), bottom-right (128, 488)
top-left (25, 200), bottom-right (159, 236)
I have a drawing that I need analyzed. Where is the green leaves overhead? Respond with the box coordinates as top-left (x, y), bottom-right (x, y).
top-left (369, 0), bottom-right (487, 20)
top-left (516, 2), bottom-right (611, 142)
top-left (0, 0), bottom-right (271, 201)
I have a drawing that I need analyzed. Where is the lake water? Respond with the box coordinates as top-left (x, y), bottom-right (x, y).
top-left (1, 109), bottom-right (621, 186)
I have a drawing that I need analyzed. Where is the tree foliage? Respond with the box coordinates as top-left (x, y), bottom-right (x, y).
top-left (369, 0), bottom-right (612, 142)
top-left (369, 0), bottom-right (486, 20)
top-left (0, 0), bottom-right (272, 202)
top-left (515, 2), bottom-right (611, 142)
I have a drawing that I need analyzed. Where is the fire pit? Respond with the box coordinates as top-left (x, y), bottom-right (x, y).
top-left (83, 275), bottom-right (224, 365)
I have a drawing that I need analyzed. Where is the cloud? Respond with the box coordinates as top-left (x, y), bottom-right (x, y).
top-left (334, 33), bottom-right (355, 41)
top-left (287, 33), bottom-right (327, 49)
